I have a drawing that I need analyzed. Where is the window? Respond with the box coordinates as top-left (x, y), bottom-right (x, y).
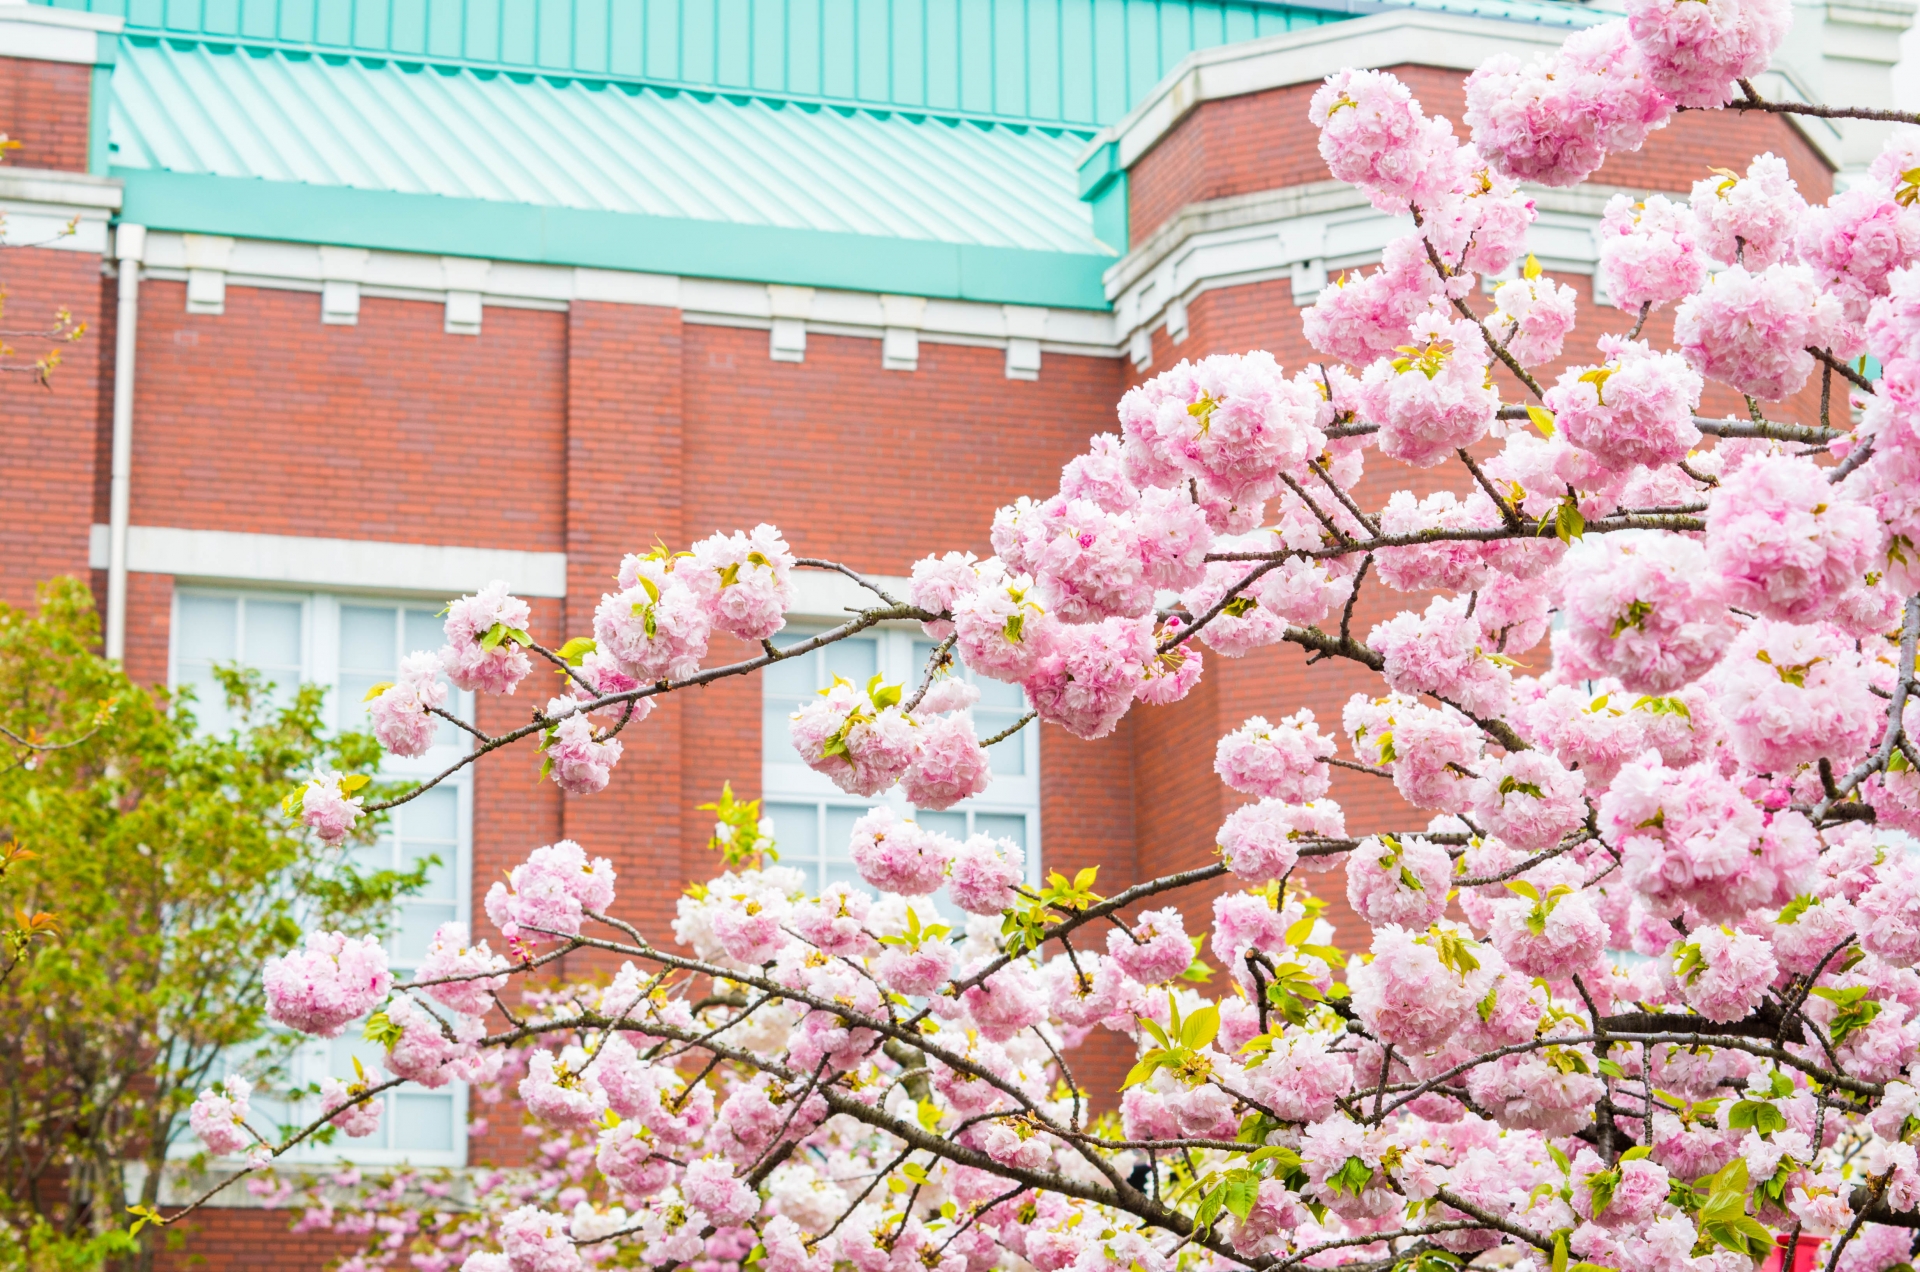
top-left (170, 588), bottom-right (473, 1167)
top-left (761, 628), bottom-right (1040, 911)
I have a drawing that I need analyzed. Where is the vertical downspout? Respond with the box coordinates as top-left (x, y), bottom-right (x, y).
top-left (105, 222), bottom-right (144, 663)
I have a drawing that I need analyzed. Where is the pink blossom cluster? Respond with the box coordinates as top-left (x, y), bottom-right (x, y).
top-left (1544, 336), bottom-right (1702, 472)
top-left (263, 930), bottom-right (393, 1037)
top-left (369, 651), bottom-right (448, 757)
top-left (1213, 710), bottom-right (1335, 803)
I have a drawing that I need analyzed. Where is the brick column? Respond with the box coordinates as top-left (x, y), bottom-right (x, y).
top-left (563, 301), bottom-right (687, 945)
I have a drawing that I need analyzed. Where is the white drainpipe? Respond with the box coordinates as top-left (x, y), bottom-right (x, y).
top-left (105, 222), bottom-right (144, 662)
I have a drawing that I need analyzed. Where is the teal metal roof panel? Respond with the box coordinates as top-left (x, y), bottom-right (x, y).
top-left (37, 0), bottom-right (1351, 128)
top-left (107, 39), bottom-right (1106, 255)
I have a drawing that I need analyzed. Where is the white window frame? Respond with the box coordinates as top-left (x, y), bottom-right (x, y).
top-left (167, 585), bottom-right (474, 1169)
top-left (760, 624), bottom-right (1042, 899)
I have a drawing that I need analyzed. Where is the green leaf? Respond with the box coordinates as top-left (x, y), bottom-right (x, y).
top-left (556, 636), bottom-right (597, 666)
top-left (338, 773), bottom-right (371, 794)
top-left (1505, 879), bottom-right (1540, 902)
top-left (1222, 1173), bottom-right (1262, 1221)
top-left (363, 1010), bottom-right (404, 1050)
top-left (1181, 1004), bottom-right (1220, 1051)
top-left (361, 681), bottom-right (393, 702)
top-left (1326, 1156), bottom-right (1374, 1197)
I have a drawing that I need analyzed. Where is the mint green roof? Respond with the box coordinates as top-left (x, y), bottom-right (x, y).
top-left (38, 0), bottom-right (1599, 309)
top-left (107, 37), bottom-right (1119, 306)
top-left (40, 0), bottom-right (1349, 129)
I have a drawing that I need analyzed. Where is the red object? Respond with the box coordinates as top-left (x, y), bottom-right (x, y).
top-left (1761, 1234), bottom-right (1824, 1272)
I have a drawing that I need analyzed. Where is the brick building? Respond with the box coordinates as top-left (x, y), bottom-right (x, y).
top-left (0, 0), bottom-right (1911, 1262)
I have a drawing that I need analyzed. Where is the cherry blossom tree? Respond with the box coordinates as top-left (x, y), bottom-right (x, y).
top-left (166, 11), bottom-right (1920, 1272)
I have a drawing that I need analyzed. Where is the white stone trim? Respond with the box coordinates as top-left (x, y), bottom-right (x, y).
top-left (0, 167), bottom-right (120, 254)
top-left (1079, 12), bottom-right (1575, 177)
top-left (118, 231), bottom-right (1124, 362)
top-left (1077, 7), bottom-right (1869, 181)
top-left (785, 569), bottom-right (914, 624)
top-left (1107, 181), bottom-right (1622, 364)
top-left (86, 525), bottom-right (569, 598)
top-left (0, 2), bottom-right (121, 65)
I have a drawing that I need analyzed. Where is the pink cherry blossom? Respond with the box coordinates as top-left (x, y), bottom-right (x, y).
top-left (1794, 184), bottom-right (1920, 326)
top-left (1361, 313), bottom-right (1500, 467)
top-left (1554, 536), bottom-right (1735, 692)
top-left (1706, 452), bottom-right (1885, 624)
top-left (1491, 273), bottom-right (1578, 367)
top-left (788, 678), bottom-right (919, 797)
top-left (690, 523), bottom-right (794, 642)
top-left (1106, 908), bottom-right (1193, 985)
top-left (1599, 193), bottom-right (1708, 312)
top-left (901, 711), bottom-right (991, 810)
top-left (1302, 235), bottom-right (1447, 366)
top-left (683, 1158), bottom-right (760, 1225)
top-left (1673, 924), bottom-right (1777, 1022)
top-left (319, 1076), bottom-right (383, 1139)
top-left (1673, 263), bottom-right (1847, 401)
top-left (593, 557), bottom-right (713, 684)
top-left (1464, 21), bottom-right (1674, 188)
top-left (483, 839), bottom-right (616, 942)
top-left (416, 922), bottom-right (510, 1016)
top-left (1625, 0), bottom-right (1790, 107)
top-left (1369, 594), bottom-right (1513, 718)
top-left (847, 807), bottom-right (955, 896)
top-left (1021, 614), bottom-right (1152, 741)
top-left (264, 930), bottom-right (393, 1037)
top-left (188, 1075), bottom-right (253, 1157)
top-left (1217, 798), bottom-right (1345, 882)
top-left (1135, 621), bottom-right (1205, 706)
top-left (951, 565), bottom-right (1056, 684)
top-left (1714, 619), bottom-right (1881, 772)
top-left (1347, 834), bottom-right (1452, 929)
top-left (910, 552), bottom-right (981, 639)
top-left (296, 771), bottom-right (364, 846)
top-left (1690, 153), bottom-right (1805, 269)
top-left (440, 580), bottom-right (535, 695)
top-left (1349, 923), bottom-right (1493, 1052)
top-left (1214, 710), bottom-right (1335, 803)
top-left (1545, 335), bottom-right (1703, 471)
top-left (544, 706), bottom-right (622, 796)
top-left (1309, 69), bottom-right (1462, 215)
top-left (369, 650), bottom-right (448, 757)
top-left (946, 834), bottom-right (1024, 915)
top-left (1468, 750), bottom-right (1588, 853)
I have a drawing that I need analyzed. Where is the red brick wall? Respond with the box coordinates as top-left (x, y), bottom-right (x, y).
top-left (0, 55), bottom-right (92, 172)
top-left (0, 247), bottom-right (101, 607)
top-left (1127, 63), bottom-right (1835, 246)
top-left (128, 285), bottom-right (569, 550)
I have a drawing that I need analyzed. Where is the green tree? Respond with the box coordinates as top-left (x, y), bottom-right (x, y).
top-left (0, 579), bottom-right (421, 1270)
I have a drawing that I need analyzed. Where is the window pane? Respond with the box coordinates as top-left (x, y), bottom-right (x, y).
top-left (975, 678), bottom-right (1026, 711)
top-left (980, 705), bottom-right (1027, 776)
top-left (340, 605), bottom-right (398, 673)
top-left (916, 811), bottom-right (967, 840)
top-left (402, 786), bottom-right (460, 846)
top-left (824, 806), bottom-right (874, 868)
top-left (765, 802), bottom-right (818, 863)
top-left (975, 814), bottom-right (1027, 852)
top-left (404, 609), bottom-right (444, 659)
top-left (245, 600), bottom-right (303, 670)
top-left (396, 903), bottom-right (457, 966)
top-left (392, 1094), bottom-right (455, 1152)
top-left (822, 638), bottom-right (877, 685)
top-left (177, 595), bottom-right (237, 662)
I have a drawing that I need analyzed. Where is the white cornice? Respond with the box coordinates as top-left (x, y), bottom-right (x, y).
top-left (87, 525), bottom-right (569, 599)
top-left (0, 166), bottom-right (121, 254)
top-left (1106, 181), bottom-right (1633, 366)
top-left (1077, 11), bottom-right (1576, 176)
top-left (0, 3), bottom-right (121, 64)
top-left (120, 231), bottom-right (1124, 364)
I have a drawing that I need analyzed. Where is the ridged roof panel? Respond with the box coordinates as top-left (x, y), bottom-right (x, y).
top-left (107, 38), bottom-right (1108, 254)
